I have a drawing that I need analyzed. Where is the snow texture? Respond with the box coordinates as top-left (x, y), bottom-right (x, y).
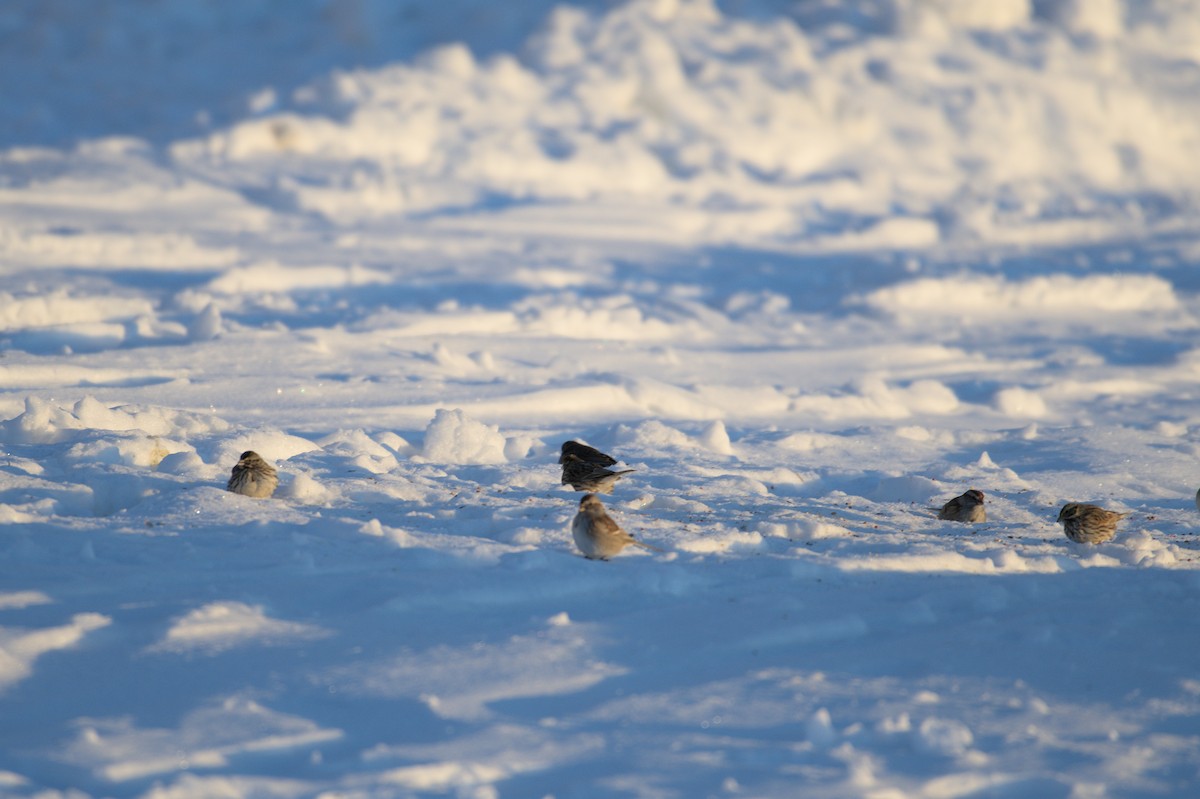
top-left (2, 0), bottom-right (1200, 797)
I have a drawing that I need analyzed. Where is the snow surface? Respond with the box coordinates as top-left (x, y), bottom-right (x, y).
top-left (2, 0), bottom-right (1200, 796)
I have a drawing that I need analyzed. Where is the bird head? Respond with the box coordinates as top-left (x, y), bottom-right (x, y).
top-left (579, 493), bottom-right (603, 512)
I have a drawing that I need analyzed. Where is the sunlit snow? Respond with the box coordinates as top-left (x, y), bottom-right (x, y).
top-left (2, 1), bottom-right (1200, 797)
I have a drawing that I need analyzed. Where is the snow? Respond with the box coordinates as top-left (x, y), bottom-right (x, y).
top-left (420, 409), bottom-right (510, 466)
top-left (0, 612), bottom-right (112, 692)
top-left (149, 602), bottom-right (331, 656)
top-left (2, 0), bottom-right (1200, 796)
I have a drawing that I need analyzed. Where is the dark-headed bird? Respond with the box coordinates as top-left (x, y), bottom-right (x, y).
top-left (561, 453), bottom-right (634, 493)
top-left (559, 440), bottom-right (618, 467)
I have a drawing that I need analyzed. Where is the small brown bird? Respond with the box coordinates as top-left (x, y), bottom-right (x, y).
top-left (571, 494), bottom-right (661, 560)
top-left (937, 489), bottom-right (986, 523)
top-left (226, 451), bottom-right (278, 498)
top-left (1056, 502), bottom-right (1129, 544)
top-left (559, 440), bottom-right (618, 467)
top-left (561, 453), bottom-right (635, 493)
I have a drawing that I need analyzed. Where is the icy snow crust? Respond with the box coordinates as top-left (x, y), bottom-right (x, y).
top-left (2, 0), bottom-right (1200, 796)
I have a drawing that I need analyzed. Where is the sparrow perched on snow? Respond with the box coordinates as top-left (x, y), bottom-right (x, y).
top-left (572, 493), bottom-right (661, 560)
top-left (561, 453), bottom-right (635, 493)
top-left (226, 451), bottom-right (278, 498)
top-left (937, 489), bottom-right (986, 523)
top-left (1056, 502), bottom-right (1129, 544)
top-left (559, 440), bottom-right (618, 467)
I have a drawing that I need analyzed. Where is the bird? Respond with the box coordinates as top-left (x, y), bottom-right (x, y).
top-left (571, 493), bottom-right (661, 560)
top-left (561, 453), bottom-right (635, 493)
top-left (937, 489), bottom-right (986, 523)
top-left (1056, 502), bottom-right (1129, 544)
top-left (559, 440), bottom-right (618, 467)
top-left (226, 451), bottom-right (278, 498)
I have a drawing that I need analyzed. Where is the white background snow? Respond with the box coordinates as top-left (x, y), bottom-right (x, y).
top-left (2, 0), bottom-right (1200, 796)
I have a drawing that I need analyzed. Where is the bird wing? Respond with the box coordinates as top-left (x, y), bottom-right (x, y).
top-left (561, 441), bottom-right (618, 466)
top-left (562, 456), bottom-right (624, 483)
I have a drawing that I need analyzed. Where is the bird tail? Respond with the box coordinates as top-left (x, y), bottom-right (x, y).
top-left (632, 539), bottom-right (663, 553)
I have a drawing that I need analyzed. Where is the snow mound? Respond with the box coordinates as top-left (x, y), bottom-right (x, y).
top-left (806, 707), bottom-right (837, 748)
top-left (212, 431), bottom-right (321, 470)
top-left (0, 229), bottom-right (237, 270)
top-left (155, 451), bottom-right (208, 477)
top-left (0, 290), bottom-right (152, 331)
top-left (863, 274), bottom-right (1181, 320)
top-left (791, 378), bottom-right (960, 422)
top-left (698, 419), bottom-right (734, 455)
top-left (279, 472), bottom-right (335, 505)
top-left (150, 602), bottom-right (330, 654)
top-left (842, 551), bottom-right (1064, 575)
top-left (0, 612), bottom-right (111, 692)
top-left (759, 518), bottom-right (853, 541)
top-left (208, 261), bottom-right (391, 294)
top-left (993, 387), bottom-right (1049, 419)
top-left (186, 303), bottom-right (223, 341)
top-left (149, 0), bottom-right (1200, 247)
top-left (915, 717), bottom-right (976, 757)
top-left (318, 428), bottom-right (400, 474)
top-left (421, 409), bottom-right (509, 465)
top-left (60, 697), bottom-right (342, 782)
top-left (0, 396), bottom-right (227, 446)
top-left (328, 623), bottom-right (626, 721)
top-left (0, 591), bottom-right (52, 610)
top-left (677, 529), bottom-right (764, 554)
